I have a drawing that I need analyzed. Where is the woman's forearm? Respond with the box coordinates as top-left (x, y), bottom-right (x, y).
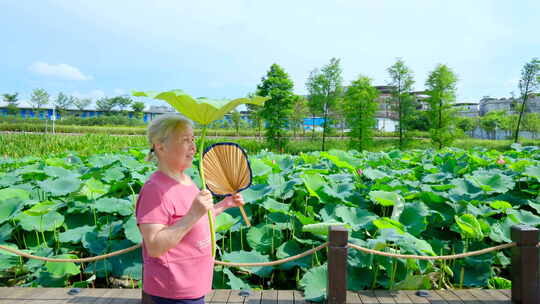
top-left (147, 214), bottom-right (200, 257)
top-left (213, 199), bottom-right (233, 216)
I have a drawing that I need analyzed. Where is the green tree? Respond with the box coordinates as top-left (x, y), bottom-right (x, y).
top-left (290, 95), bottom-right (308, 138)
top-left (96, 97), bottom-right (115, 114)
top-left (131, 101), bottom-right (145, 119)
top-left (387, 58), bottom-right (416, 149)
top-left (514, 58), bottom-right (540, 143)
top-left (2, 92), bottom-right (18, 104)
top-left (306, 57), bottom-right (343, 151)
top-left (230, 110), bottom-right (242, 135)
top-left (29, 88), bottom-right (50, 114)
top-left (2, 93), bottom-right (19, 115)
top-left (408, 110), bottom-right (430, 131)
top-left (256, 64), bottom-right (295, 152)
top-left (306, 90), bottom-right (320, 140)
top-left (480, 110), bottom-right (505, 139)
top-left (72, 97), bottom-right (92, 116)
top-left (244, 92), bottom-right (265, 138)
top-left (500, 112), bottom-right (519, 136)
top-left (110, 96), bottom-right (133, 114)
top-left (425, 64), bottom-right (459, 149)
top-left (246, 103), bottom-right (264, 138)
top-left (523, 113), bottom-right (540, 139)
top-left (54, 92), bottom-right (75, 118)
top-left (333, 97), bottom-right (348, 137)
top-left (344, 75), bottom-right (380, 151)
top-left (456, 116), bottom-right (477, 137)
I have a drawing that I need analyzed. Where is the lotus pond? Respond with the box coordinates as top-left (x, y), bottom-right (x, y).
top-left (1, 144), bottom-right (540, 300)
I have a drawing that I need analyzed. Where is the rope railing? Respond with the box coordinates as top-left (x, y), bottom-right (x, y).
top-left (0, 240), bottom-right (519, 264)
top-left (0, 243), bottom-right (143, 263)
top-left (214, 243), bottom-right (328, 267)
top-left (0, 243), bottom-right (329, 266)
top-left (347, 242), bottom-right (517, 260)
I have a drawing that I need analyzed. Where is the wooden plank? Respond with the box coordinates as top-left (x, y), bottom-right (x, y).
top-left (435, 290), bottom-right (464, 304)
top-left (495, 290), bottom-right (511, 299)
top-left (449, 290), bottom-right (482, 304)
top-left (357, 290), bottom-right (379, 304)
top-left (346, 291), bottom-right (363, 304)
top-left (401, 290), bottom-right (430, 304)
top-left (373, 290), bottom-right (397, 304)
top-left (484, 290), bottom-right (510, 301)
top-left (392, 290), bottom-right (413, 304)
top-left (109, 288), bottom-right (140, 304)
top-left (292, 290), bottom-right (306, 304)
top-left (41, 288), bottom-right (77, 304)
top-left (76, 288), bottom-right (118, 304)
top-left (228, 290), bottom-right (246, 304)
top-left (478, 289), bottom-right (510, 303)
top-left (261, 290), bottom-right (278, 304)
top-left (211, 289), bottom-right (231, 304)
top-left (467, 289), bottom-right (502, 304)
top-left (21, 288), bottom-right (61, 304)
top-left (123, 288), bottom-right (142, 299)
top-left (245, 290), bottom-right (262, 304)
top-left (422, 290), bottom-right (448, 304)
top-left (0, 288), bottom-right (514, 304)
top-left (278, 290), bottom-right (294, 304)
top-left (205, 290), bottom-right (216, 303)
top-left (0, 287), bottom-right (33, 303)
top-left (12, 287), bottom-right (43, 303)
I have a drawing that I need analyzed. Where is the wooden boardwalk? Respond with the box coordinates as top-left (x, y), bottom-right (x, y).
top-left (0, 287), bottom-right (511, 304)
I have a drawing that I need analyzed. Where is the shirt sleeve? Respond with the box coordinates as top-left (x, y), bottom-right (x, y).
top-left (135, 182), bottom-right (171, 225)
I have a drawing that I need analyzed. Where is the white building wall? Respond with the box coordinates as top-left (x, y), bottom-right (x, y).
top-left (376, 117), bottom-right (398, 132)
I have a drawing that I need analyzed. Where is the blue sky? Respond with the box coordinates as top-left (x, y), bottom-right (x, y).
top-left (1, 1), bottom-right (538, 108)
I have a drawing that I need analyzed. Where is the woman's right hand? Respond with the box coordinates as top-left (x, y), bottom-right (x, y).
top-left (188, 189), bottom-right (214, 219)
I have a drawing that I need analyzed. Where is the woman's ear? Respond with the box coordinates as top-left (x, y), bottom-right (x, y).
top-left (154, 142), bottom-right (165, 154)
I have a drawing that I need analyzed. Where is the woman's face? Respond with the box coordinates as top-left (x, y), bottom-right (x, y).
top-left (157, 125), bottom-right (196, 172)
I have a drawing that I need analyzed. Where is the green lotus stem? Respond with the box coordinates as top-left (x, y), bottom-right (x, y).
top-left (198, 126), bottom-right (216, 257)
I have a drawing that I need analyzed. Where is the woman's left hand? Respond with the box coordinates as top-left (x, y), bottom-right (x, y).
top-left (227, 193), bottom-right (244, 208)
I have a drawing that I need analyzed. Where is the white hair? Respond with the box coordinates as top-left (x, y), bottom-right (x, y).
top-left (145, 113), bottom-right (193, 161)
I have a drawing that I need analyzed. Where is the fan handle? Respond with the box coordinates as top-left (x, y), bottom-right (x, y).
top-left (239, 205), bottom-right (251, 227)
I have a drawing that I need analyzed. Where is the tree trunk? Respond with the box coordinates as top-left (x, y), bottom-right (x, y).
top-left (322, 105), bottom-right (328, 151)
top-left (515, 93), bottom-right (530, 143)
top-left (312, 113), bottom-right (316, 140)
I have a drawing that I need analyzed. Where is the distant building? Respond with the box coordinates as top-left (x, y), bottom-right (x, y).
top-left (0, 101), bottom-right (174, 123)
top-left (452, 101), bottom-right (479, 117)
top-left (371, 86), bottom-right (429, 132)
top-left (478, 96), bottom-right (540, 116)
top-left (300, 85), bottom-right (427, 133)
top-left (479, 97), bottom-right (515, 116)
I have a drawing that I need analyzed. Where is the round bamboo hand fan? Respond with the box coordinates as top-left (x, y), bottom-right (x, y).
top-left (202, 142), bottom-right (252, 226)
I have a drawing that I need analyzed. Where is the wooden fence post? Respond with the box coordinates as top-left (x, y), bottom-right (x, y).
top-left (511, 225), bottom-right (539, 304)
top-left (327, 225), bottom-right (348, 304)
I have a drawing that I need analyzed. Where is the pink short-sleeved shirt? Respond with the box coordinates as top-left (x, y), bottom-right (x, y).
top-left (135, 170), bottom-right (214, 299)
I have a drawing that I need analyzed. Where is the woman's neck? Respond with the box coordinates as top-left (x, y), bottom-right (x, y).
top-left (157, 163), bottom-right (191, 185)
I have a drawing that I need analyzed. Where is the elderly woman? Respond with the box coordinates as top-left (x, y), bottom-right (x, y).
top-left (136, 114), bottom-right (244, 304)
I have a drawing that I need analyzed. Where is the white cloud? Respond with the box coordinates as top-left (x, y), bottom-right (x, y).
top-left (113, 88), bottom-right (126, 95)
top-left (71, 89), bottom-right (105, 100)
top-left (29, 61), bottom-right (92, 80)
